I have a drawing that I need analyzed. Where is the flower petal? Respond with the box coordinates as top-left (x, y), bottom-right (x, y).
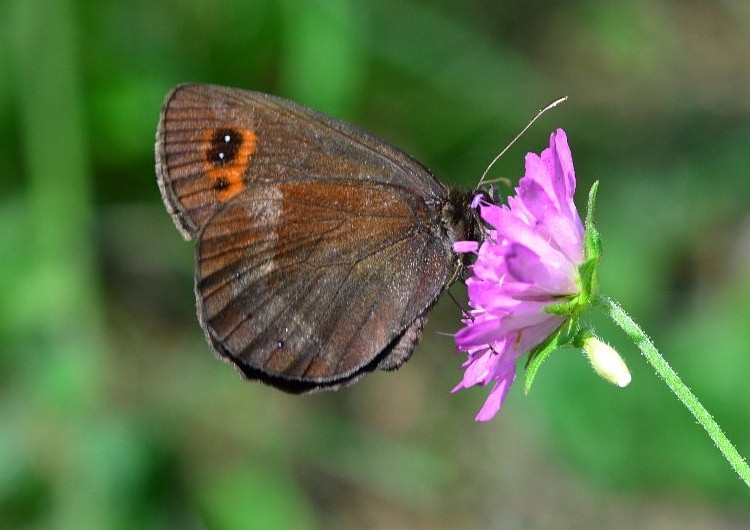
top-left (475, 360), bottom-right (516, 421)
top-left (453, 240), bottom-right (479, 253)
top-left (505, 243), bottom-right (577, 293)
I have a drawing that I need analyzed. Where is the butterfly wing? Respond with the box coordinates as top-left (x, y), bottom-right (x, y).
top-left (156, 84), bottom-right (463, 391)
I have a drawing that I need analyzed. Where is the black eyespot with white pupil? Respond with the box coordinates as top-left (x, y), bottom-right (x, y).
top-left (213, 176), bottom-right (229, 191)
top-left (207, 128), bottom-right (242, 166)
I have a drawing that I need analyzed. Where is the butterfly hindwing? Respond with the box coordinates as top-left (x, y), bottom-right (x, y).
top-left (196, 180), bottom-right (453, 390)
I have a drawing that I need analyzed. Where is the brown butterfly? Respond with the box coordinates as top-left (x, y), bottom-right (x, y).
top-left (155, 84), bottom-right (478, 393)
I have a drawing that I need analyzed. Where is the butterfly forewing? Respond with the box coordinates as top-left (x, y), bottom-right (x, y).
top-left (156, 84), bottom-right (447, 239)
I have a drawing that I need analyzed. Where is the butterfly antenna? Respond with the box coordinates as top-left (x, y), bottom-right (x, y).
top-left (476, 96), bottom-right (568, 190)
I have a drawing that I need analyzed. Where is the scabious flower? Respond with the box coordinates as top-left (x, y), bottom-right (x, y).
top-left (449, 132), bottom-right (750, 488)
top-left (453, 129), bottom-right (586, 421)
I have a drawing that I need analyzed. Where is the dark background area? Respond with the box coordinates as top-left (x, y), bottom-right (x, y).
top-left (1, 0), bottom-right (749, 528)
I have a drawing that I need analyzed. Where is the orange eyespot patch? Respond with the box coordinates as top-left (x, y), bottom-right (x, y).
top-left (203, 127), bottom-right (257, 202)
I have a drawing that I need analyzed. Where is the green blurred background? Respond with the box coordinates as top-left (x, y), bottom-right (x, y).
top-left (1, 0), bottom-right (749, 528)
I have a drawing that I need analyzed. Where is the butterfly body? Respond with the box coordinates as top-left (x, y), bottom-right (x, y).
top-left (156, 84), bottom-right (476, 392)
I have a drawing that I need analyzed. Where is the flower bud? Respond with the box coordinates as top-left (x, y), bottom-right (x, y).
top-left (583, 337), bottom-right (631, 387)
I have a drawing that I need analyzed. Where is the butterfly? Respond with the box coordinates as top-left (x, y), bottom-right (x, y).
top-left (155, 84), bottom-right (478, 393)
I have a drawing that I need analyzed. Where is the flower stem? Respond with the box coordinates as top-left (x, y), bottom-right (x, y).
top-left (593, 295), bottom-right (750, 489)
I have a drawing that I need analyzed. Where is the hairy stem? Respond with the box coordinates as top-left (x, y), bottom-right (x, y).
top-left (594, 295), bottom-right (750, 489)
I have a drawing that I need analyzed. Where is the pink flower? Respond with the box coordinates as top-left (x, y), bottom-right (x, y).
top-left (454, 129), bottom-right (585, 421)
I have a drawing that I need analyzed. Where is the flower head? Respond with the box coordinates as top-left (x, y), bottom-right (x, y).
top-left (454, 129), bottom-right (586, 421)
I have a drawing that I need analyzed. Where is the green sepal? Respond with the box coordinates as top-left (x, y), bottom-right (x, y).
top-left (571, 327), bottom-right (594, 349)
top-left (578, 256), bottom-right (599, 303)
top-left (524, 318), bottom-right (579, 394)
top-left (544, 298), bottom-right (578, 317)
top-left (584, 181), bottom-right (603, 261)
